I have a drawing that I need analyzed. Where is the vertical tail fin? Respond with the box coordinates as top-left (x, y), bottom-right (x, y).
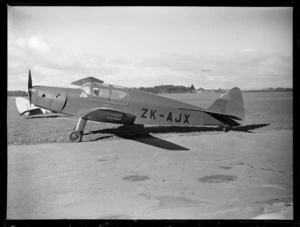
top-left (207, 87), bottom-right (245, 122)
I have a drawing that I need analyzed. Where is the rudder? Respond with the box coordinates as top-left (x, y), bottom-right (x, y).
top-left (207, 87), bottom-right (245, 122)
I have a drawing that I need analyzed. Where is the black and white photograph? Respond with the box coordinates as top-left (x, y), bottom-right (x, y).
top-left (7, 6), bottom-right (293, 219)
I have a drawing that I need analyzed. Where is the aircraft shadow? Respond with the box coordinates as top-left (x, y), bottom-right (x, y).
top-left (231, 124), bottom-right (270, 133)
top-left (87, 123), bottom-right (269, 150)
top-left (90, 123), bottom-right (269, 135)
top-left (125, 135), bottom-right (189, 151)
top-left (89, 125), bottom-right (190, 151)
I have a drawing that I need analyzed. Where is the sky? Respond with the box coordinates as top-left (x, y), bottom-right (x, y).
top-left (8, 7), bottom-right (293, 90)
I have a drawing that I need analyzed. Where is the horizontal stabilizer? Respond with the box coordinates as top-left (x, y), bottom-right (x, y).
top-left (203, 110), bottom-right (242, 121)
top-left (178, 107), bottom-right (242, 121)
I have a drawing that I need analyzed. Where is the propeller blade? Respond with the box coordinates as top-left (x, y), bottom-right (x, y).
top-left (28, 69), bottom-right (32, 107)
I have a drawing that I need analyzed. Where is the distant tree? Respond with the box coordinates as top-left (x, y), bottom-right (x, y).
top-left (190, 84), bottom-right (195, 90)
top-left (8, 90), bottom-right (28, 96)
top-left (137, 84), bottom-right (197, 94)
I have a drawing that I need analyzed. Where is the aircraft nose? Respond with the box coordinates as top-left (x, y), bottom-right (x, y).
top-left (34, 86), bottom-right (68, 113)
top-left (31, 86), bottom-right (39, 105)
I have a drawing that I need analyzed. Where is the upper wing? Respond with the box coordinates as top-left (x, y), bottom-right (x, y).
top-left (81, 107), bottom-right (136, 124)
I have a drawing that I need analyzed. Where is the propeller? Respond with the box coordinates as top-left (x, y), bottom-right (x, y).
top-left (28, 69), bottom-right (32, 107)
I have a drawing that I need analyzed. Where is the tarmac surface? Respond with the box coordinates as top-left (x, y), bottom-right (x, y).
top-left (7, 129), bottom-right (293, 219)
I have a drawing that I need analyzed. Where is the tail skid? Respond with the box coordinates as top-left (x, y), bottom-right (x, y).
top-left (207, 87), bottom-right (245, 125)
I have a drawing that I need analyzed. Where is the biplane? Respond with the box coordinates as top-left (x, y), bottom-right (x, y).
top-left (25, 70), bottom-right (245, 142)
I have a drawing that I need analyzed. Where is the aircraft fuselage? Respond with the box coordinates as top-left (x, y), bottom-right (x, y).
top-left (31, 85), bottom-right (225, 127)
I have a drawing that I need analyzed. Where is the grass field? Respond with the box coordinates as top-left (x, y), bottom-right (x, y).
top-left (7, 91), bottom-right (293, 145)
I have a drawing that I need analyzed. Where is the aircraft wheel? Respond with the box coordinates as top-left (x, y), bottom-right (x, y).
top-left (222, 126), bottom-right (230, 132)
top-left (69, 130), bottom-right (82, 142)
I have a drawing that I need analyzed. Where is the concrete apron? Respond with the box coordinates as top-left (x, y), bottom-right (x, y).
top-left (7, 130), bottom-right (293, 219)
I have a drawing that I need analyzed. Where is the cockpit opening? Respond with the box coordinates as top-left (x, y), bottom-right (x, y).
top-left (81, 83), bottom-right (92, 95)
top-left (80, 82), bottom-right (128, 100)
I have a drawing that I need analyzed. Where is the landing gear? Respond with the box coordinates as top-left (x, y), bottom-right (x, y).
top-left (69, 117), bottom-right (87, 142)
top-left (220, 125), bottom-right (230, 132)
top-left (69, 130), bottom-right (82, 142)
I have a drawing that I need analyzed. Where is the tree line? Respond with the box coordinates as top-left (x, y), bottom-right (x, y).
top-left (8, 90), bottom-right (28, 96)
top-left (8, 85), bottom-right (196, 97)
top-left (137, 85), bottom-right (196, 94)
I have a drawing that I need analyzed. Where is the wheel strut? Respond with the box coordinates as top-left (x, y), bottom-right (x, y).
top-left (69, 117), bottom-right (87, 142)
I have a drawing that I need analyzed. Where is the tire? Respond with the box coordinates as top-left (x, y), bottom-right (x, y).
top-left (69, 130), bottom-right (82, 142)
top-left (222, 126), bottom-right (230, 132)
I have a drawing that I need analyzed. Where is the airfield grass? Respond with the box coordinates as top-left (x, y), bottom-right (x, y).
top-left (7, 91), bottom-right (293, 145)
